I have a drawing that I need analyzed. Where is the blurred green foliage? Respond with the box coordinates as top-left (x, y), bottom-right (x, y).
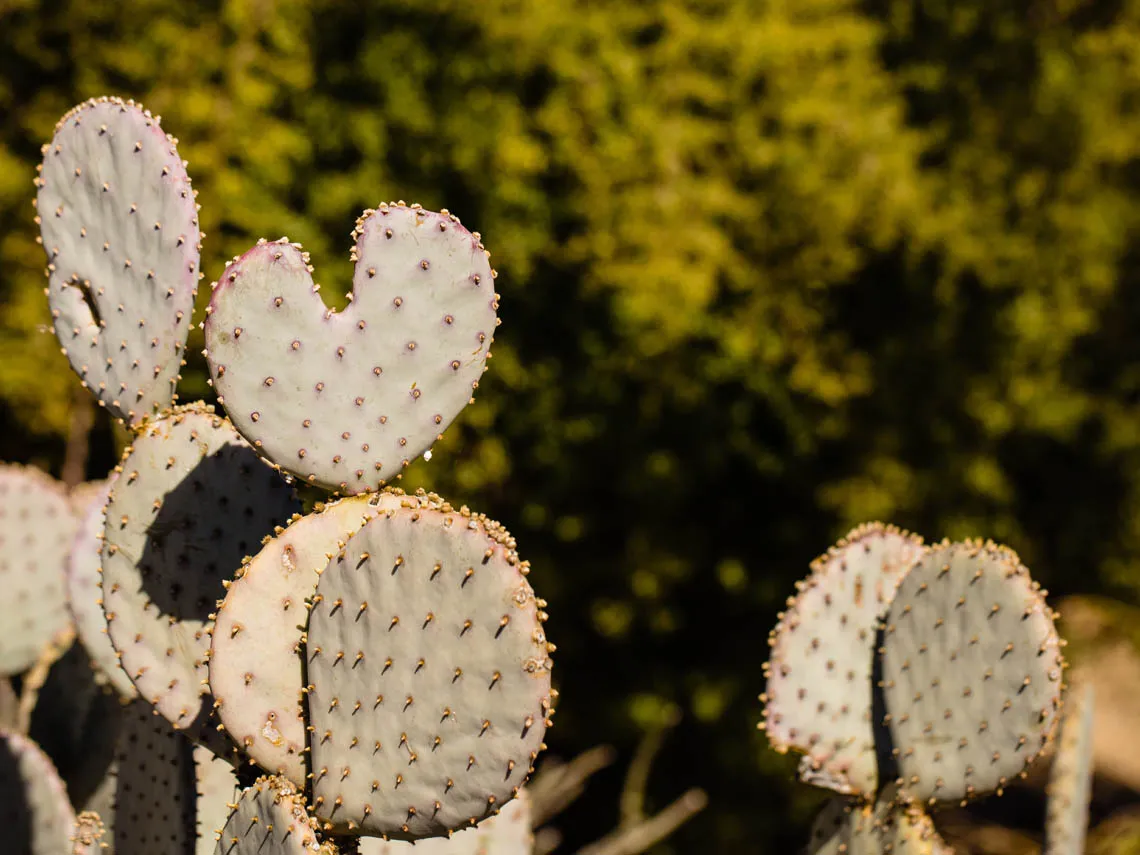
top-left (4, 0), bottom-right (1140, 849)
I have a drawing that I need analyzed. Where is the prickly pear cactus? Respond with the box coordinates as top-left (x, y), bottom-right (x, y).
top-left (34, 96), bottom-right (200, 425)
top-left (763, 523), bottom-right (925, 795)
top-left (880, 540), bottom-right (1064, 805)
top-left (213, 776), bottom-right (332, 855)
top-left (0, 464), bottom-right (79, 676)
top-left (195, 745), bottom-right (241, 855)
top-left (209, 490), bottom-right (412, 783)
top-left (305, 503), bottom-right (554, 838)
top-left (805, 787), bottom-right (952, 855)
top-left (202, 202), bottom-right (498, 493)
top-left (0, 728), bottom-right (76, 855)
top-left (1045, 683), bottom-right (1095, 855)
top-left (100, 403), bottom-right (301, 739)
top-left (359, 790), bottom-right (533, 855)
top-left (66, 476), bottom-right (136, 699)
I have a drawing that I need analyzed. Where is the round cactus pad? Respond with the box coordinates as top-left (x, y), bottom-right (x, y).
top-left (203, 201), bottom-right (498, 493)
top-left (210, 491), bottom-right (411, 782)
top-left (36, 97), bottom-right (200, 424)
top-left (359, 790), bottom-right (533, 855)
top-left (0, 464), bottom-right (78, 676)
top-left (806, 789), bottom-right (952, 855)
top-left (100, 404), bottom-right (301, 735)
top-left (67, 476), bottom-right (136, 698)
top-left (306, 504), bottom-right (554, 838)
top-left (213, 776), bottom-right (328, 855)
top-left (0, 729), bottom-right (76, 855)
top-left (763, 523), bottom-right (925, 795)
top-left (881, 540), bottom-right (1064, 805)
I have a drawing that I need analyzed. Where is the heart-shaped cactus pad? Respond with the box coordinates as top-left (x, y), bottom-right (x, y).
top-left (203, 202), bottom-right (498, 494)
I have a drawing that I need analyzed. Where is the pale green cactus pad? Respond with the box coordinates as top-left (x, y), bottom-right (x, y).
top-left (202, 201), bottom-right (498, 494)
top-left (306, 504), bottom-right (554, 838)
top-left (112, 698), bottom-right (196, 854)
top-left (67, 476), bottom-right (136, 699)
top-left (805, 787), bottom-right (952, 855)
top-left (195, 746), bottom-right (241, 855)
top-left (763, 523), bottom-right (925, 796)
top-left (100, 403), bottom-right (301, 737)
top-left (359, 790), bottom-right (533, 855)
top-left (881, 540), bottom-right (1064, 805)
top-left (1045, 683), bottom-right (1095, 855)
top-left (213, 776), bottom-right (330, 855)
top-left (0, 728), bottom-right (76, 855)
top-left (35, 96), bottom-right (200, 425)
top-left (0, 464), bottom-right (78, 676)
top-left (209, 490), bottom-right (415, 783)
top-left (70, 811), bottom-right (106, 855)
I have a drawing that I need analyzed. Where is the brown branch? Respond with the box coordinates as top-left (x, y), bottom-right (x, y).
top-left (61, 386), bottom-right (95, 487)
top-left (574, 789), bottom-right (708, 855)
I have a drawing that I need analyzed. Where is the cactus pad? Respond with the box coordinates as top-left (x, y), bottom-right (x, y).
top-left (35, 97), bottom-right (200, 424)
top-left (213, 776), bottom-right (330, 855)
top-left (196, 745), bottom-right (241, 855)
top-left (70, 812), bottom-right (106, 855)
top-left (0, 729), bottom-right (76, 855)
top-left (1044, 683), bottom-right (1095, 855)
top-left (306, 502), bottom-right (554, 838)
top-left (100, 403), bottom-right (301, 735)
top-left (805, 789), bottom-right (951, 855)
top-left (359, 790), bottom-right (533, 855)
top-left (67, 477), bottom-right (136, 698)
top-left (113, 698), bottom-right (198, 854)
top-left (210, 490), bottom-right (410, 783)
top-left (763, 523), bottom-right (925, 795)
top-left (880, 540), bottom-right (1063, 805)
top-left (202, 202), bottom-right (498, 493)
top-left (0, 464), bottom-right (78, 675)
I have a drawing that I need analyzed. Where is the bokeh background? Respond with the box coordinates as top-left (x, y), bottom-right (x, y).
top-left (5, 0), bottom-right (1140, 851)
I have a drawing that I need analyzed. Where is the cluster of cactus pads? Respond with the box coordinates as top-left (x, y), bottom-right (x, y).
top-left (761, 523), bottom-right (1098, 853)
top-left (6, 96), bottom-right (558, 854)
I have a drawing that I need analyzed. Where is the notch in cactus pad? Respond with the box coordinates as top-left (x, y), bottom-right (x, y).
top-left (805, 786), bottom-right (952, 855)
top-left (763, 523), bottom-right (925, 796)
top-left (202, 202), bottom-right (498, 494)
top-left (35, 97), bottom-right (200, 424)
top-left (305, 502), bottom-right (554, 838)
top-left (880, 539), bottom-right (1063, 805)
top-left (100, 403), bottom-right (301, 739)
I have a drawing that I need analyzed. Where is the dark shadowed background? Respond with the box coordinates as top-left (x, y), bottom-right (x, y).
top-left (4, 1), bottom-right (1140, 851)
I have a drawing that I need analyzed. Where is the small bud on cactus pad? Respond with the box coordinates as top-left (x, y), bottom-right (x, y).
top-left (763, 523), bottom-right (925, 796)
top-left (100, 403), bottom-right (301, 738)
top-left (213, 776), bottom-right (332, 855)
top-left (359, 789), bottom-right (533, 855)
top-left (35, 97), bottom-right (200, 425)
top-left (805, 786), bottom-right (952, 855)
top-left (0, 464), bottom-right (78, 676)
top-left (880, 539), bottom-right (1064, 805)
top-left (66, 476), bottom-right (137, 699)
top-left (1044, 683), bottom-right (1095, 855)
top-left (0, 728), bottom-right (77, 855)
top-left (210, 489), bottom-right (424, 783)
top-left (305, 502), bottom-right (554, 838)
top-left (202, 201), bottom-right (498, 494)
top-left (70, 811), bottom-right (106, 855)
